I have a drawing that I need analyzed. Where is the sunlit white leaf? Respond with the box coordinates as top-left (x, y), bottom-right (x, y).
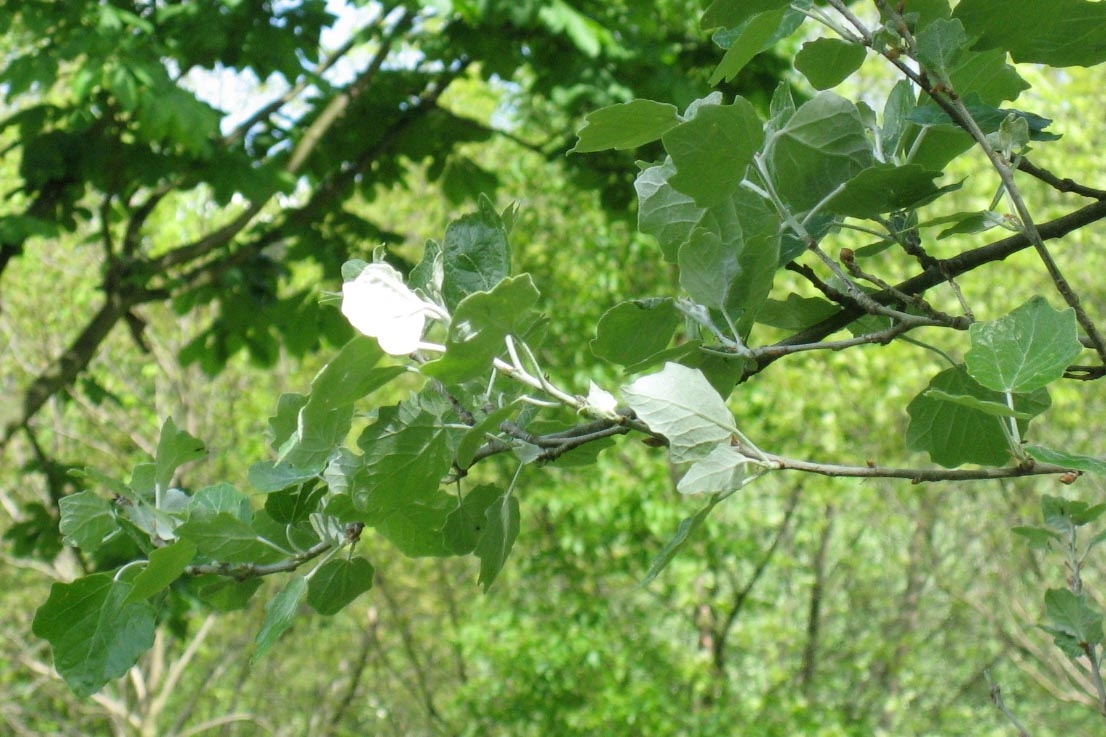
top-left (341, 263), bottom-right (449, 355)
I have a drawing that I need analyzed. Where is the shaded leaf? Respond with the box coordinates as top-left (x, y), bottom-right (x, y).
top-left (475, 493), bottom-right (520, 592)
top-left (795, 38), bottom-right (867, 90)
top-left (662, 98), bottom-right (764, 208)
top-left (253, 575), bottom-right (307, 662)
top-left (307, 557), bottom-right (375, 615)
top-left (571, 99), bottom-right (681, 153)
top-left (126, 540), bottom-right (197, 602)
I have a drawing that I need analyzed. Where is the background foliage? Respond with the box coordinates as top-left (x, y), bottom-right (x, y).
top-left (3, 1), bottom-right (1106, 735)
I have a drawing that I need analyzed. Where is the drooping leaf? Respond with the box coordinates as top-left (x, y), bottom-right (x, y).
top-left (677, 445), bottom-right (762, 495)
top-left (700, 0), bottom-right (790, 31)
top-left (307, 557), bottom-right (375, 615)
top-left (58, 491), bottom-right (117, 552)
top-left (623, 363), bottom-right (736, 463)
top-left (253, 575), bottom-right (308, 662)
top-left (954, 0), bottom-right (1106, 68)
top-left (642, 496), bottom-right (721, 585)
top-left (32, 574), bottom-right (157, 697)
top-left (571, 99), bottom-right (681, 153)
top-left (906, 365), bottom-right (1051, 467)
top-left (126, 540), bottom-right (197, 602)
top-left (708, 8), bottom-right (790, 85)
top-left (474, 493), bottom-right (520, 592)
top-left (442, 194), bottom-right (511, 311)
top-left (756, 294), bottom-right (838, 330)
top-left (662, 98), bottom-right (764, 208)
top-left (374, 494), bottom-right (454, 557)
top-left (965, 297), bottom-right (1082, 393)
top-left (795, 38), bottom-right (867, 90)
top-left (923, 389), bottom-right (1033, 419)
top-left (444, 484), bottom-right (503, 555)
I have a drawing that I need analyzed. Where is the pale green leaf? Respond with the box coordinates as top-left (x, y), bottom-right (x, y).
top-left (635, 159), bottom-right (705, 262)
top-left (765, 92), bottom-right (873, 213)
top-left (59, 491), bottom-right (117, 552)
top-left (642, 497), bottom-right (721, 585)
top-left (623, 363), bottom-right (736, 463)
top-left (154, 417), bottom-right (205, 492)
top-left (1025, 445), bottom-right (1106, 475)
top-left (966, 297), bottom-right (1082, 393)
top-left (915, 17), bottom-right (969, 76)
top-left (177, 513), bottom-right (285, 564)
top-left (677, 445), bottom-right (761, 495)
top-left (924, 388), bottom-right (1033, 419)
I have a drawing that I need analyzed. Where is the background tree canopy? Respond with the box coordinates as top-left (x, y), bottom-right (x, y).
top-left (3, 0), bottom-right (1106, 735)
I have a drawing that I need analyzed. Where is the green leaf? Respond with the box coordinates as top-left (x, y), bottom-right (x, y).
top-left (677, 445), bottom-right (761, 495)
top-left (190, 483), bottom-right (253, 521)
top-left (374, 494), bottom-right (455, 557)
top-left (154, 417), bottom-right (206, 493)
top-left (915, 17), bottom-right (969, 76)
top-left (421, 274), bottom-right (541, 383)
top-left (923, 388), bottom-right (1033, 419)
top-left (662, 98), bottom-right (764, 208)
top-left (954, 0), bottom-right (1106, 67)
top-left (354, 399), bottom-right (456, 518)
top-left (307, 557), bottom-right (375, 615)
top-left (765, 92), bottom-right (873, 213)
top-left (1011, 525), bottom-right (1061, 550)
top-left (677, 189), bottom-right (780, 336)
top-left (795, 38), bottom-right (867, 90)
top-left (571, 99), bottom-right (681, 153)
top-left (700, 0), bottom-right (790, 30)
top-left (1043, 588), bottom-right (1103, 649)
top-left (756, 294), bottom-right (838, 330)
top-left (907, 100), bottom-right (1060, 141)
top-left (824, 164), bottom-right (943, 219)
top-left (1025, 445), bottom-right (1106, 475)
top-left (305, 336), bottom-right (394, 410)
top-left (59, 491), bottom-right (117, 552)
top-left (198, 578), bottom-right (263, 612)
top-left (264, 483), bottom-right (326, 524)
top-left (906, 365), bottom-right (1051, 467)
top-left (474, 493), bottom-right (520, 592)
top-left (635, 160), bottom-right (704, 262)
top-left (177, 513), bottom-right (285, 564)
top-left (253, 575), bottom-right (308, 663)
top-left (624, 363), bottom-right (737, 463)
top-left (126, 540), bottom-right (197, 602)
top-left (442, 194), bottom-right (511, 311)
top-left (444, 484), bottom-right (503, 555)
top-left (32, 574), bottom-right (157, 697)
top-left (708, 8), bottom-right (789, 85)
top-left (642, 497), bottom-right (721, 585)
top-left (882, 80), bottom-right (917, 157)
top-left (966, 297), bottom-right (1082, 393)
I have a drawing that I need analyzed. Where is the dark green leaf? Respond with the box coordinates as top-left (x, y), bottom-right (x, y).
top-left (700, 0), bottom-right (790, 30)
top-left (444, 484), bottom-right (503, 555)
top-left (795, 38), bottom-right (867, 90)
top-left (708, 8), bottom-right (789, 85)
top-left (1043, 588), bottom-right (1103, 648)
top-left (307, 557), bottom-right (375, 615)
top-left (126, 540), bottom-right (197, 602)
top-left (32, 574), bottom-right (157, 697)
top-left (824, 164), bottom-right (943, 218)
top-left (954, 0), bottom-right (1106, 67)
top-left (442, 194), bottom-right (511, 311)
top-left (591, 299), bottom-right (681, 367)
top-left (571, 99), bottom-right (681, 153)
top-left (422, 274), bottom-right (541, 382)
top-left (475, 493), bottom-right (520, 592)
top-left (915, 17), bottom-right (969, 76)
top-left (374, 493), bottom-right (454, 557)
